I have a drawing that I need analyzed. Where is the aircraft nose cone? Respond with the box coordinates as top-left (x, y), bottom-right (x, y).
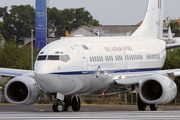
top-left (34, 61), bottom-right (62, 93)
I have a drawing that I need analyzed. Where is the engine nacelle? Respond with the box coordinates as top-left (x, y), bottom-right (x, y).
top-left (139, 74), bottom-right (177, 104)
top-left (4, 76), bottom-right (40, 105)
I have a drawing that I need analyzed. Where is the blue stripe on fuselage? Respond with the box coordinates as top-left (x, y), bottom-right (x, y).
top-left (50, 67), bottom-right (162, 75)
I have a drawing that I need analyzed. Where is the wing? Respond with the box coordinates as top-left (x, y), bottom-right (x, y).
top-left (114, 69), bottom-right (180, 85)
top-left (0, 68), bottom-right (34, 77)
top-left (166, 43), bottom-right (180, 50)
top-left (103, 69), bottom-right (180, 95)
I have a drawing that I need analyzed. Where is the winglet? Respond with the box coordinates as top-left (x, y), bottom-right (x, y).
top-left (132, 0), bottom-right (164, 39)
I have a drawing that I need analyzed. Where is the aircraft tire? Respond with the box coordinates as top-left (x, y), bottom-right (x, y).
top-left (150, 104), bottom-right (158, 111)
top-left (72, 96), bottom-right (81, 111)
top-left (52, 103), bottom-right (64, 112)
top-left (138, 97), bottom-right (146, 111)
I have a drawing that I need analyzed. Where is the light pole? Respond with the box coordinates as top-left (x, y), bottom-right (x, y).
top-left (31, 29), bottom-right (33, 70)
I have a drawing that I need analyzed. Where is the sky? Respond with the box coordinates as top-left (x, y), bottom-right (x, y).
top-left (0, 0), bottom-right (180, 25)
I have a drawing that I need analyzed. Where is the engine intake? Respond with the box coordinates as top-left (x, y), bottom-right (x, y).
top-left (139, 75), bottom-right (177, 104)
top-left (4, 76), bottom-right (40, 105)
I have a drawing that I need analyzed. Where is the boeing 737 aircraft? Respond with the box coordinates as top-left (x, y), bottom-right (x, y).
top-left (1, 0), bottom-right (180, 112)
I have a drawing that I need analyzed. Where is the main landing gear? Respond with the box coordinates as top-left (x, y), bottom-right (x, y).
top-left (52, 95), bottom-right (81, 112)
top-left (138, 97), bottom-right (158, 111)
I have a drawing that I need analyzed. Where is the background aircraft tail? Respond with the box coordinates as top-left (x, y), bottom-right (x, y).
top-left (132, 0), bottom-right (164, 39)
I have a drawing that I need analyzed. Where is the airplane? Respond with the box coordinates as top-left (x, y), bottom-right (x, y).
top-left (1, 0), bottom-right (180, 112)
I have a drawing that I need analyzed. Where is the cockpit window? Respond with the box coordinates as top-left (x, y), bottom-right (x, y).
top-left (37, 55), bottom-right (70, 62)
top-left (37, 55), bottom-right (47, 61)
top-left (61, 55), bottom-right (70, 62)
top-left (47, 55), bottom-right (60, 60)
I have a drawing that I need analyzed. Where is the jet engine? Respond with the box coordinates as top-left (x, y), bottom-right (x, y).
top-left (139, 74), bottom-right (177, 104)
top-left (4, 76), bottom-right (40, 105)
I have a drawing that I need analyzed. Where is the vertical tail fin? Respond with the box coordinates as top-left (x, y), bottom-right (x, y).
top-left (132, 0), bottom-right (164, 39)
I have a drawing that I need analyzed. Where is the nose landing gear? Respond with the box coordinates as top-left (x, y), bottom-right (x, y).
top-left (52, 103), bottom-right (64, 112)
top-left (52, 95), bottom-right (81, 112)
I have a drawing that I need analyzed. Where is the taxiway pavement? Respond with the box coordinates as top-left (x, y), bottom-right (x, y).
top-left (1, 104), bottom-right (180, 119)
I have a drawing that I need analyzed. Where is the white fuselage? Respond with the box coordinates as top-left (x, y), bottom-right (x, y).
top-left (34, 36), bottom-right (166, 95)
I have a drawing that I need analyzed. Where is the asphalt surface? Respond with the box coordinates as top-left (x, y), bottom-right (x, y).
top-left (1, 104), bottom-right (180, 112)
top-left (1, 104), bottom-right (180, 119)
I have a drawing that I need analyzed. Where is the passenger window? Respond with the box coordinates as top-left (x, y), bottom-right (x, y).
top-left (129, 55), bottom-right (131, 60)
top-left (37, 55), bottom-right (47, 61)
top-left (99, 56), bottom-right (101, 62)
top-left (47, 55), bottom-right (60, 60)
top-left (95, 56), bottom-right (97, 62)
top-left (90, 57), bottom-right (92, 62)
top-left (92, 57), bottom-right (94, 62)
top-left (125, 56), bottom-right (127, 60)
top-left (127, 55), bottom-right (129, 60)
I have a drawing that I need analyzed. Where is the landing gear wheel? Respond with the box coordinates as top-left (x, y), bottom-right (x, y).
top-left (72, 96), bottom-right (81, 111)
top-left (138, 97), bottom-right (146, 111)
top-left (52, 103), bottom-right (64, 112)
top-left (150, 104), bottom-right (158, 111)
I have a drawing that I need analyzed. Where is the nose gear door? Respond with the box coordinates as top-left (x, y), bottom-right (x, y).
top-left (74, 45), bottom-right (88, 73)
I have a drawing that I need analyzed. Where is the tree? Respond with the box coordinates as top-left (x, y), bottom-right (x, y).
top-left (163, 49), bottom-right (180, 92)
top-left (47, 7), bottom-right (62, 37)
top-left (163, 49), bottom-right (180, 69)
top-left (0, 21), bottom-right (5, 41)
top-left (47, 7), bottom-right (100, 37)
top-left (0, 34), bottom-right (4, 41)
top-left (0, 6), bottom-right (8, 19)
top-left (0, 21), bottom-right (3, 29)
top-left (0, 41), bottom-right (38, 70)
top-left (0, 41), bottom-right (3, 64)
top-left (0, 5), bottom-right (100, 40)
top-left (167, 19), bottom-right (180, 37)
top-left (61, 8), bottom-right (100, 31)
top-left (0, 5), bottom-right (35, 42)
top-left (90, 19), bottom-right (100, 26)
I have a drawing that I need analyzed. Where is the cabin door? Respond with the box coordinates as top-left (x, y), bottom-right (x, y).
top-left (74, 45), bottom-right (88, 73)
